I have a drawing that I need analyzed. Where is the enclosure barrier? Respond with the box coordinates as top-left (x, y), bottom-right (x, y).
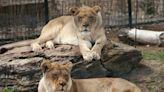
top-left (0, 0), bottom-right (164, 45)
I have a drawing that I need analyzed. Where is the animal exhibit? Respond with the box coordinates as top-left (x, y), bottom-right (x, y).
top-left (38, 60), bottom-right (142, 92)
top-left (0, 6), bottom-right (107, 62)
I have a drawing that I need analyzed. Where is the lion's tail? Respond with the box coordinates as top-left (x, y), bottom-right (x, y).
top-left (0, 39), bottom-right (33, 54)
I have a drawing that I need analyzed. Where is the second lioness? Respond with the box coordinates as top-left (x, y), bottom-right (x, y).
top-left (38, 60), bottom-right (142, 92)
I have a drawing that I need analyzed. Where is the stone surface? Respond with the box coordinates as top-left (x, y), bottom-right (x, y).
top-left (0, 41), bottom-right (142, 91)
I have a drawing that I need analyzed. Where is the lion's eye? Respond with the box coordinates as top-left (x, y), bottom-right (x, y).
top-left (64, 74), bottom-right (68, 77)
top-left (78, 16), bottom-right (82, 21)
top-left (89, 16), bottom-right (94, 21)
top-left (52, 74), bottom-right (58, 79)
top-left (63, 74), bottom-right (69, 80)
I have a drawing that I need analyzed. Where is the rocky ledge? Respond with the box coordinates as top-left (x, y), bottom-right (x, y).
top-left (0, 41), bottom-right (142, 91)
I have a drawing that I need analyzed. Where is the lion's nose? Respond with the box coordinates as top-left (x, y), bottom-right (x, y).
top-left (59, 82), bottom-right (66, 86)
top-left (83, 24), bottom-right (89, 27)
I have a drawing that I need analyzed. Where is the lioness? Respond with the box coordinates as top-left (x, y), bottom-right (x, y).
top-left (38, 60), bottom-right (142, 92)
top-left (0, 6), bottom-right (107, 62)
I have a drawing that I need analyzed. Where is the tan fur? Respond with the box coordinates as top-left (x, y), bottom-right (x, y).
top-left (38, 60), bottom-right (142, 92)
top-left (31, 6), bottom-right (107, 61)
top-left (0, 6), bottom-right (107, 61)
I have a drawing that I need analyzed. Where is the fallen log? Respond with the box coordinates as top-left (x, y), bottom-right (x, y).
top-left (118, 28), bottom-right (164, 46)
top-left (0, 41), bottom-right (142, 91)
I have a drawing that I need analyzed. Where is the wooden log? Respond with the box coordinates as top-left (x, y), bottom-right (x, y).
top-left (118, 28), bottom-right (164, 46)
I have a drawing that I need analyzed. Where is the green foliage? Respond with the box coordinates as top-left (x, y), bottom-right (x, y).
top-left (1, 87), bottom-right (16, 92)
top-left (146, 82), bottom-right (158, 90)
top-left (142, 51), bottom-right (164, 63)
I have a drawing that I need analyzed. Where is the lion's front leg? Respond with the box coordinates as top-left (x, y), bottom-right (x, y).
top-left (79, 40), bottom-right (93, 62)
top-left (91, 37), bottom-right (107, 60)
top-left (38, 78), bottom-right (47, 92)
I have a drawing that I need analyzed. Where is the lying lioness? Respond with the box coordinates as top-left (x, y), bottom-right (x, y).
top-left (38, 60), bottom-right (142, 92)
top-left (0, 6), bottom-right (107, 62)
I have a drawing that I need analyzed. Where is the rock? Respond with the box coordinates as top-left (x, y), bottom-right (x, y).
top-left (101, 41), bottom-right (142, 76)
top-left (0, 42), bottom-right (142, 91)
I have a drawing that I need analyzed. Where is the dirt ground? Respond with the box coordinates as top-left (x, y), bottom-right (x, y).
top-left (127, 46), bottom-right (164, 92)
top-left (124, 60), bottom-right (164, 92)
top-left (107, 28), bottom-right (164, 92)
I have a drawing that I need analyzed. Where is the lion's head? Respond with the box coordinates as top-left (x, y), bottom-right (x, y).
top-left (70, 6), bottom-right (102, 32)
top-left (41, 60), bottom-right (73, 92)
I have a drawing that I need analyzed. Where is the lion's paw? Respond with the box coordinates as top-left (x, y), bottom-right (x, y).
top-left (46, 41), bottom-right (54, 49)
top-left (31, 43), bottom-right (42, 52)
top-left (92, 51), bottom-right (100, 60)
top-left (83, 51), bottom-right (93, 62)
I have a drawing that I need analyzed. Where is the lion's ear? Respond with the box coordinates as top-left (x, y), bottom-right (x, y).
top-left (93, 6), bottom-right (101, 13)
top-left (41, 59), bottom-right (51, 73)
top-left (69, 7), bottom-right (79, 15)
top-left (63, 61), bottom-right (73, 71)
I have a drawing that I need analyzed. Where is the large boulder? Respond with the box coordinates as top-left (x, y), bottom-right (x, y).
top-left (0, 41), bottom-right (142, 91)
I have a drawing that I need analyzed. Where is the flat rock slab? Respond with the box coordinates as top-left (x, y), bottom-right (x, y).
top-left (0, 41), bottom-right (142, 91)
